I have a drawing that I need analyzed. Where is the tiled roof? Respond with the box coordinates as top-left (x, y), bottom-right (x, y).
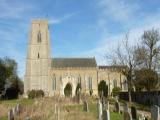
top-left (52, 58), bottom-right (97, 68)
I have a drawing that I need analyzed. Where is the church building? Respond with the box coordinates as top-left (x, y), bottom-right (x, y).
top-left (24, 20), bottom-right (128, 97)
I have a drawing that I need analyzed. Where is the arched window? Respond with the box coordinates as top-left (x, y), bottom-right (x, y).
top-left (78, 75), bottom-right (81, 84)
top-left (113, 79), bottom-right (117, 88)
top-left (52, 75), bottom-right (56, 90)
top-left (88, 77), bottom-right (92, 90)
top-left (37, 31), bottom-right (41, 43)
top-left (38, 53), bottom-right (40, 58)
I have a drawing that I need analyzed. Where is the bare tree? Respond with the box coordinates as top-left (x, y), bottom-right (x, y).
top-left (106, 33), bottom-right (136, 102)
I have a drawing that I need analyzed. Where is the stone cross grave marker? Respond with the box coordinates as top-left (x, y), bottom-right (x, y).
top-left (97, 99), bottom-right (103, 120)
top-left (83, 100), bottom-right (89, 112)
top-left (8, 109), bottom-right (14, 120)
top-left (151, 105), bottom-right (159, 120)
top-left (131, 106), bottom-right (137, 120)
top-left (115, 100), bottom-right (120, 113)
top-left (102, 109), bottom-right (110, 120)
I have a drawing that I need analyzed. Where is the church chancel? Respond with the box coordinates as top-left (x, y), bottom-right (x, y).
top-left (24, 19), bottom-right (128, 97)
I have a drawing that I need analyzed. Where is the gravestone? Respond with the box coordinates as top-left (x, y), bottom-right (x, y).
top-left (97, 99), bottom-right (103, 120)
top-left (114, 101), bottom-right (120, 113)
top-left (138, 114), bottom-right (145, 120)
top-left (24, 116), bottom-right (30, 120)
top-left (12, 107), bottom-right (16, 116)
top-left (83, 101), bottom-right (89, 112)
top-left (16, 104), bottom-right (21, 115)
top-left (131, 106), bottom-right (137, 120)
top-left (123, 103), bottom-right (129, 112)
top-left (8, 109), bottom-right (14, 120)
top-left (151, 105), bottom-right (159, 120)
top-left (54, 104), bottom-right (57, 114)
top-left (123, 112), bottom-right (132, 120)
top-left (123, 103), bottom-right (132, 120)
top-left (102, 109), bottom-right (110, 120)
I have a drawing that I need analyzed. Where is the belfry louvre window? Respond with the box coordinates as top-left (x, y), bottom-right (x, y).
top-left (37, 31), bottom-right (41, 43)
top-left (88, 77), bottom-right (92, 90)
top-left (52, 76), bottom-right (56, 90)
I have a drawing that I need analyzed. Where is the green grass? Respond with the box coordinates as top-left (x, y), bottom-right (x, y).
top-left (0, 98), bottom-right (34, 107)
top-left (64, 102), bottom-right (123, 120)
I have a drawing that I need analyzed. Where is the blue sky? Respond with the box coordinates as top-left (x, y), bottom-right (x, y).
top-left (0, 0), bottom-right (160, 78)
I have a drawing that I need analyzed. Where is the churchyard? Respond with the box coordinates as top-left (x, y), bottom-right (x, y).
top-left (0, 95), bottom-right (159, 120)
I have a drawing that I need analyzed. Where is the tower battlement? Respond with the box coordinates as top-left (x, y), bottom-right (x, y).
top-left (31, 19), bottom-right (48, 24)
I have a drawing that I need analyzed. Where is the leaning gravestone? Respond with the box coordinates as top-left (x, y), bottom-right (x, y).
top-left (97, 99), bottom-right (103, 120)
top-left (131, 106), bottom-right (137, 120)
top-left (102, 109), bottom-right (110, 120)
top-left (151, 105), bottom-right (159, 120)
top-left (83, 100), bottom-right (89, 112)
top-left (114, 100), bottom-right (120, 113)
top-left (8, 109), bottom-right (14, 120)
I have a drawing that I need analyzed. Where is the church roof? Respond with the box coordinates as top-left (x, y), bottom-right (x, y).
top-left (99, 65), bottom-right (128, 70)
top-left (51, 58), bottom-right (97, 68)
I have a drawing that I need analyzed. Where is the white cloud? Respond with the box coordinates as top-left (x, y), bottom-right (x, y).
top-left (81, 13), bottom-right (160, 65)
top-left (98, 0), bottom-right (139, 21)
top-left (0, 0), bottom-right (34, 19)
top-left (49, 12), bottom-right (79, 25)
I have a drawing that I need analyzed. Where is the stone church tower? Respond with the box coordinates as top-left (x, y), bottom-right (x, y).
top-left (24, 20), bottom-right (50, 95)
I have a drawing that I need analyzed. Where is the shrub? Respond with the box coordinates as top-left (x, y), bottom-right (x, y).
top-left (27, 90), bottom-right (44, 99)
top-left (112, 87), bottom-right (121, 97)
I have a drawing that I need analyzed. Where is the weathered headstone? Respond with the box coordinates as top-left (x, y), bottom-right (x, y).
top-left (131, 106), bottom-right (137, 120)
top-left (138, 114), bottom-right (145, 120)
top-left (123, 103), bottom-right (129, 112)
top-left (123, 103), bottom-right (132, 120)
top-left (114, 101), bottom-right (120, 113)
top-left (151, 105), bottom-right (159, 120)
top-left (8, 109), bottom-right (14, 120)
top-left (16, 104), bottom-right (21, 115)
top-left (24, 116), bottom-right (30, 120)
top-left (97, 99), bottom-right (103, 120)
top-left (123, 112), bottom-right (132, 120)
top-left (54, 104), bottom-right (57, 114)
top-left (83, 101), bottom-right (89, 112)
top-left (12, 107), bottom-right (16, 116)
top-left (102, 109), bottom-right (110, 120)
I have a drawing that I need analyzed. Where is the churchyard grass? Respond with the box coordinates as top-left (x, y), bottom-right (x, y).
top-left (0, 97), bottom-right (124, 120)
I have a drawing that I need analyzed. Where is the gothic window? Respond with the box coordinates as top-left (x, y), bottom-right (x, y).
top-left (37, 31), bottom-right (41, 43)
top-left (52, 75), bottom-right (56, 90)
top-left (38, 53), bottom-right (40, 58)
top-left (78, 75), bottom-right (81, 84)
top-left (88, 77), bottom-right (92, 90)
top-left (113, 79), bottom-right (117, 88)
